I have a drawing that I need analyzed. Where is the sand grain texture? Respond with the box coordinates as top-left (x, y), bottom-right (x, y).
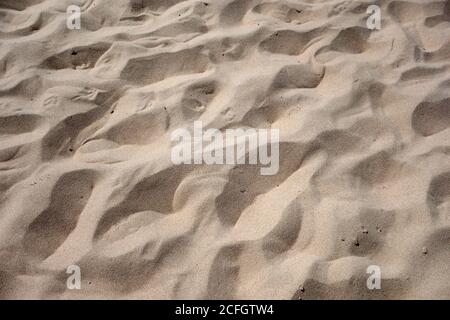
top-left (0, 0), bottom-right (449, 299)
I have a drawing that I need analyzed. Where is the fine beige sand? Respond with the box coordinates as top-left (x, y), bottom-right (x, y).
top-left (0, 0), bottom-right (449, 300)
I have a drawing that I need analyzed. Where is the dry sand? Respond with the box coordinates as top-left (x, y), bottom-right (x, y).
top-left (0, 0), bottom-right (449, 299)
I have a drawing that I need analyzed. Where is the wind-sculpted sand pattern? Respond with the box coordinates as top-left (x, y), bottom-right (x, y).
top-left (0, 0), bottom-right (449, 299)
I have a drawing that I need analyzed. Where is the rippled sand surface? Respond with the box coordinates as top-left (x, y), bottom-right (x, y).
top-left (0, 0), bottom-right (449, 299)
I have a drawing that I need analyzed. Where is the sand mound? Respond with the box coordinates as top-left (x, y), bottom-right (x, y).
top-left (0, 0), bottom-right (449, 299)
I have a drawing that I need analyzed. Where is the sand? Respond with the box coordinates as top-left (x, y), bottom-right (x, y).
top-left (0, 0), bottom-right (449, 300)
